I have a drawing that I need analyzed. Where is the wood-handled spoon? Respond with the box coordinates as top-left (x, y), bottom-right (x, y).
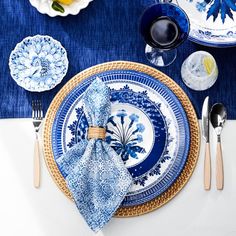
top-left (210, 103), bottom-right (227, 190)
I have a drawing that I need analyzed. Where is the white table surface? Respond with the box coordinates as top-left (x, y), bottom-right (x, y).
top-left (0, 118), bottom-right (235, 236)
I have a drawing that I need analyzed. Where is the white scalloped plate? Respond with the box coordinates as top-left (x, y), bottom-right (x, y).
top-left (29, 0), bottom-right (93, 17)
top-left (9, 35), bottom-right (68, 92)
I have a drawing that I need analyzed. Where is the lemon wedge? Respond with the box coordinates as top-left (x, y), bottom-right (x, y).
top-left (56, 0), bottom-right (74, 5)
top-left (203, 56), bottom-right (215, 75)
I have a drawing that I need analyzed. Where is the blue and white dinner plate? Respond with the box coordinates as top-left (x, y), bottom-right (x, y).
top-left (171, 0), bottom-right (236, 47)
top-left (50, 69), bottom-right (190, 207)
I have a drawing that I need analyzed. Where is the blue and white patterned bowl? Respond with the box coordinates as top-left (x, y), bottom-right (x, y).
top-left (9, 35), bottom-right (69, 92)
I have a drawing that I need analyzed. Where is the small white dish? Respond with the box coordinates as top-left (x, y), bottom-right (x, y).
top-left (29, 0), bottom-right (93, 17)
top-left (9, 35), bottom-right (69, 92)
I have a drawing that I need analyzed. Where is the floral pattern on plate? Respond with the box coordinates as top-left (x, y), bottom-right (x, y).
top-left (9, 35), bottom-right (68, 92)
top-left (193, 0), bottom-right (236, 23)
top-left (52, 70), bottom-right (190, 206)
top-left (171, 0), bottom-right (236, 46)
top-left (106, 109), bottom-right (146, 163)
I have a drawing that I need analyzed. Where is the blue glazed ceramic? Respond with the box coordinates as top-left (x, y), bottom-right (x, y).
top-left (140, 3), bottom-right (190, 49)
top-left (51, 70), bottom-right (190, 206)
top-left (9, 35), bottom-right (68, 92)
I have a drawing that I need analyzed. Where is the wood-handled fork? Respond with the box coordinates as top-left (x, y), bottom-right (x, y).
top-left (32, 100), bottom-right (43, 188)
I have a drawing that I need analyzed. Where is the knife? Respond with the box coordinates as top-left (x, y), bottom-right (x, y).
top-left (202, 96), bottom-right (211, 190)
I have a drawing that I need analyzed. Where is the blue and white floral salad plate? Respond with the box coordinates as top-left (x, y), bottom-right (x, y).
top-left (9, 35), bottom-right (68, 92)
top-left (171, 0), bottom-right (236, 47)
top-left (50, 69), bottom-right (190, 206)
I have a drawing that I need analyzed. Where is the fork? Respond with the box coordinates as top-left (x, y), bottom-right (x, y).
top-left (32, 100), bottom-right (43, 188)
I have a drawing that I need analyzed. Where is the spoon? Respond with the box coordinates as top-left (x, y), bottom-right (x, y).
top-left (210, 103), bottom-right (227, 190)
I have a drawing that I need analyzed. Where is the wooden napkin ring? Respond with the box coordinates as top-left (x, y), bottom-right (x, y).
top-left (88, 126), bottom-right (106, 140)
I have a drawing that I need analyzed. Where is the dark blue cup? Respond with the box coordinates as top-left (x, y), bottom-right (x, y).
top-left (140, 3), bottom-right (190, 49)
top-left (139, 3), bottom-right (190, 67)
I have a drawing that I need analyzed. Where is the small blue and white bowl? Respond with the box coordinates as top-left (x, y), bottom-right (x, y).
top-left (9, 35), bottom-right (69, 92)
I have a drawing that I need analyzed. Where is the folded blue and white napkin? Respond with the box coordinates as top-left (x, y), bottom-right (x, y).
top-left (56, 78), bottom-right (133, 232)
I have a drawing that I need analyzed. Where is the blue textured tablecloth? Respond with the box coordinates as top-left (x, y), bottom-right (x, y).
top-left (0, 0), bottom-right (236, 119)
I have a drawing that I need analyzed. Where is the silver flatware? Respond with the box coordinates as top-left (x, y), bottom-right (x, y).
top-left (32, 100), bottom-right (43, 188)
top-left (202, 96), bottom-right (211, 190)
top-left (210, 103), bottom-right (227, 190)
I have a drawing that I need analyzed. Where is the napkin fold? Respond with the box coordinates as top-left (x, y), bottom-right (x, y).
top-left (56, 78), bottom-right (133, 232)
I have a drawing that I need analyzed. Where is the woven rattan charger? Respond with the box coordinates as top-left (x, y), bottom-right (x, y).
top-left (43, 61), bottom-right (200, 217)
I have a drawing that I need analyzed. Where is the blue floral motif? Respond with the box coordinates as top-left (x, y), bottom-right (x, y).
top-left (106, 110), bottom-right (146, 162)
top-left (52, 69), bottom-right (191, 207)
top-left (66, 84), bottom-right (174, 188)
top-left (148, 150), bottom-right (172, 178)
top-left (67, 107), bottom-right (88, 148)
top-left (189, 27), bottom-right (236, 47)
top-left (108, 85), bottom-right (174, 187)
top-left (9, 35), bottom-right (68, 92)
top-left (110, 86), bottom-right (162, 134)
top-left (193, 0), bottom-right (236, 23)
top-left (133, 175), bottom-right (148, 186)
top-left (196, 1), bottom-right (207, 12)
top-left (149, 164), bottom-right (161, 176)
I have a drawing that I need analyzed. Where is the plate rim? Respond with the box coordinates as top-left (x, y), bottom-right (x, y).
top-left (43, 60), bottom-right (200, 217)
top-left (188, 35), bottom-right (236, 48)
top-left (50, 69), bottom-right (190, 206)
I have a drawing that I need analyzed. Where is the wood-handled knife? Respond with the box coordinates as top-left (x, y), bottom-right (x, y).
top-left (202, 96), bottom-right (211, 190)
